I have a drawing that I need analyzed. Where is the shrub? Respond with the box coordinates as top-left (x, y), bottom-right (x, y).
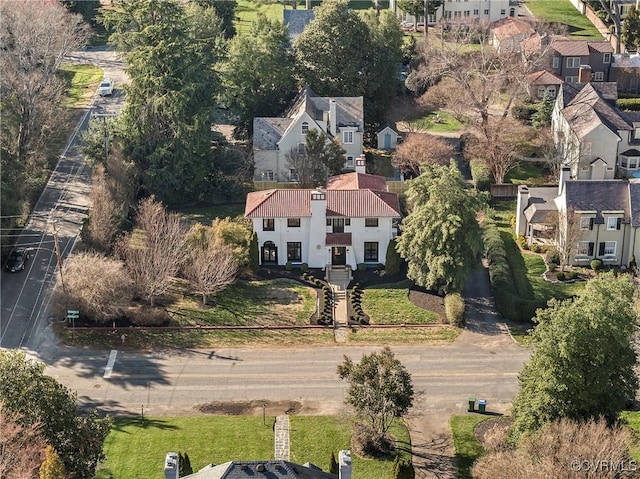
top-left (617, 97), bottom-right (640, 111)
top-left (546, 248), bottom-right (560, 265)
top-left (548, 263), bottom-right (557, 272)
top-left (300, 262), bottom-right (308, 272)
top-left (470, 159), bottom-right (492, 191)
top-left (444, 293), bottom-right (465, 327)
top-left (555, 271), bottom-right (566, 281)
top-left (567, 271), bottom-right (578, 280)
top-left (511, 104), bottom-right (538, 122)
top-left (531, 244), bottom-right (541, 253)
top-left (391, 455), bottom-right (415, 479)
top-left (128, 306), bottom-right (171, 326)
top-left (385, 242), bottom-right (402, 275)
top-left (630, 255), bottom-right (637, 270)
top-left (248, 232), bottom-right (259, 271)
top-left (357, 263), bottom-right (367, 271)
top-left (285, 261), bottom-right (292, 271)
top-left (517, 235), bottom-right (529, 250)
top-left (591, 259), bottom-right (603, 271)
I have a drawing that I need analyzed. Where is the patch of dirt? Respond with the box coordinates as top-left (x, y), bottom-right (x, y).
top-left (195, 400), bottom-right (329, 416)
top-left (408, 288), bottom-right (447, 322)
top-left (474, 417), bottom-right (513, 447)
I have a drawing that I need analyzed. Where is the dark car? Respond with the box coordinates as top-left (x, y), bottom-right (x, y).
top-left (5, 248), bottom-right (29, 272)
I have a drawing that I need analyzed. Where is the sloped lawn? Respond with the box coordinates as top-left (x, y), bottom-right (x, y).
top-left (362, 280), bottom-right (443, 324)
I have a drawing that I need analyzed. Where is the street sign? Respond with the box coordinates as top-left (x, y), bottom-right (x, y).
top-left (67, 310), bottom-right (79, 318)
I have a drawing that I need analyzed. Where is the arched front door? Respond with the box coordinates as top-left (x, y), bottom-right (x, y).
top-left (261, 241), bottom-right (277, 265)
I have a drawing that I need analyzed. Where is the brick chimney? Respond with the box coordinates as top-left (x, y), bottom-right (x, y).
top-left (338, 450), bottom-right (352, 479)
top-left (164, 452), bottom-right (179, 479)
top-left (578, 65), bottom-right (592, 83)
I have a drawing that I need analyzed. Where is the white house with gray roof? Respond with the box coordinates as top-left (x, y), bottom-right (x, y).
top-left (245, 161), bottom-right (400, 271)
top-left (253, 86), bottom-right (364, 183)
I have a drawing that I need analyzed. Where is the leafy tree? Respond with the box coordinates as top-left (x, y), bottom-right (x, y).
top-left (0, 408), bottom-right (46, 479)
top-left (294, 0), bottom-right (402, 123)
top-left (53, 252), bottom-right (134, 324)
top-left (392, 133), bottom-right (455, 177)
top-left (337, 347), bottom-right (414, 449)
top-left (101, 0), bottom-right (225, 204)
top-left (190, 0), bottom-right (237, 38)
top-left (0, 351), bottom-right (111, 479)
top-left (396, 164), bottom-right (482, 293)
top-left (396, 0), bottom-right (444, 31)
top-left (207, 217), bottom-right (254, 267)
top-left (510, 275), bottom-right (638, 441)
top-left (117, 197), bottom-right (187, 306)
top-left (224, 15), bottom-right (296, 137)
top-left (532, 93), bottom-right (554, 128)
top-left (622, 5), bottom-right (640, 52)
top-left (39, 445), bottom-right (67, 479)
top-left (286, 129), bottom-right (346, 187)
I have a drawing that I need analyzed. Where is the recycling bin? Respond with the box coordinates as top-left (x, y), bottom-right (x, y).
top-left (478, 399), bottom-right (486, 413)
top-left (468, 397), bottom-right (476, 412)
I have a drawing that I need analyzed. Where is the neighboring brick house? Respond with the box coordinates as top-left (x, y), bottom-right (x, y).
top-left (253, 86), bottom-right (364, 183)
top-left (548, 40), bottom-right (613, 83)
top-left (551, 81), bottom-right (640, 179)
top-left (515, 168), bottom-right (638, 267)
top-left (245, 160), bottom-right (400, 271)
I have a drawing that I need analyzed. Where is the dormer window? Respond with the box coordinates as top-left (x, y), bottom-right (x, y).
top-left (301, 122), bottom-right (309, 134)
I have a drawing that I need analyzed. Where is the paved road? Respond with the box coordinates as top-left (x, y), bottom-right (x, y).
top-left (0, 48), bottom-right (126, 350)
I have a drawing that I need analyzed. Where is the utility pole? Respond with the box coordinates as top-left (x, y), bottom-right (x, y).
top-left (91, 111), bottom-right (117, 164)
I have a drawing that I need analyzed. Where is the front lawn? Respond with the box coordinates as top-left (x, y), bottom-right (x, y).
top-left (523, 0), bottom-right (604, 39)
top-left (405, 110), bottom-right (464, 133)
top-left (362, 280), bottom-right (442, 324)
top-left (450, 415), bottom-right (491, 479)
top-left (96, 415), bottom-right (412, 479)
top-left (348, 326), bottom-right (460, 344)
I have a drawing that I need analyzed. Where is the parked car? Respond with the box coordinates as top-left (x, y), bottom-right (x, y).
top-left (98, 78), bottom-right (114, 96)
top-left (5, 248), bottom-right (29, 272)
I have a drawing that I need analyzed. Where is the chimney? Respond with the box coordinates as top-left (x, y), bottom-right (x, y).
top-left (355, 155), bottom-right (366, 174)
top-left (578, 65), bottom-right (592, 83)
top-left (329, 100), bottom-right (337, 136)
top-left (558, 163), bottom-right (571, 195)
top-left (164, 452), bottom-right (179, 479)
top-left (338, 450), bottom-right (352, 479)
top-left (515, 185), bottom-right (530, 237)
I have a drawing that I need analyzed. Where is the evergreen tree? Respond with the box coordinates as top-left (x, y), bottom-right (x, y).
top-left (622, 5), bottom-right (640, 51)
top-left (249, 231), bottom-right (260, 271)
top-left (385, 238), bottom-right (402, 276)
top-left (532, 93), bottom-right (553, 128)
top-left (39, 445), bottom-right (66, 479)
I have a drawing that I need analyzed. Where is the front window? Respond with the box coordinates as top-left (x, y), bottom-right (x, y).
top-left (603, 241), bottom-right (616, 256)
top-left (262, 170), bottom-right (274, 181)
top-left (297, 143), bottom-right (305, 153)
top-left (604, 53), bottom-right (611, 63)
top-left (263, 218), bottom-right (274, 231)
top-left (287, 242), bottom-right (302, 262)
top-left (329, 218), bottom-right (349, 233)
top-left (566, 57), bottom-right (581, 68)
top-left (565, 76), bottom-right (579, 83)
top-left (607, 217), bottom-right (620, 230)
top-left (365, 218), bottom-right (379, 227)
top-left (500, 9), bottom-right (505, 15)
top-left (364, 242), bottom-right (379, 262)
top-left (483, 9), bottom-right (489, 15)
top-left (576, 241), bottom-right (591, 256)
top-left (464, 10), bottom-right (470, 16)
top-left (580, 216), bottom-right (592, 230)
top-left (343, 131), bottom-right (354, 144)
top-left (290, 168), bottom-right (299, 181)
top-left (593, 71), bottom-right (604, 81)
top-left (630, 157), bottom-right (639, 169)
top-left (287, 218), bottom-right (301, 227)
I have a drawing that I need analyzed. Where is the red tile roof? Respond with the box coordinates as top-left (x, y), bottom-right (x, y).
top-left (326, 233), bottom-right (352, 246)
top-left (245, 190), bottom-right (312, 217)
top-left (326, 172), bottom-right (387, 191)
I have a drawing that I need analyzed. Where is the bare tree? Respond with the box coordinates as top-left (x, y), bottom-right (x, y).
top-left (537, 129), bottom-right (564, 181)
top-left (555, 206), bottom-right (581, 268)
top-left (285, 129), bottom-right (345, 188)
top-left (594, 0), bottom-right (622, 53)
top-left (0, 0), bottom-right (90, 165)
top-left (117, 197), bottom-right (187, 306)
top-left (86, 167), bottom-right (119, 252)
top-left (53, 252), bottom-right (133, 324)
top-left (0, 408), bottom-right (46, 479)
top-left (473, 417), bottom-right (634, 479)
top-left (392, 133), bottom-right (455, 176)
top-left (463, 117), bottom-right (528, 184)
top-left (185, 248), bottom-right (238, 306)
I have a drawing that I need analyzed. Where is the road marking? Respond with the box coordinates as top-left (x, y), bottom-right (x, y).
top-left (104, 350), bottom-right (118, 379)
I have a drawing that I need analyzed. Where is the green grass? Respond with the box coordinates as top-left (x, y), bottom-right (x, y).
top-left (523, 253), bottom-right (586, 301)
top-left (620, 411), bottom-right (640, 461)
top-left (450, 415), bottom-right (491, 479)
top-left (523, 0), bottom-right (603, 39)
top-left (362, 280), bottom-right (442, 324)
top-left (97, 416), bottom-right (411, 479)
top-left (58, 63), bottom-right (103, 107)
top-left (348, 326), bottom-right (460, 344)
top-left (507, 324), bottom-right (534, 347)
top-left (405, 110), bottom-right (464, 133)
top-left (176, 203), bottom-right (246, 225)
top-left (505, 161), bottom-right (547, 185)
top-left (235, 0), bottom-right (287, 35)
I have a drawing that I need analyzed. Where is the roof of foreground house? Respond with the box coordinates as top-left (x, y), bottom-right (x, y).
top-left (551, 39), bottom-right (613, 56)
top-left (564, 180), bottom-right (630, 223)
top-left (183, 460), bottom-right (335, 479)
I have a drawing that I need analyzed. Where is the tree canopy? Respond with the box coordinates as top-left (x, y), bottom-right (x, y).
top-left (286, 129), bottom-right (346, 188)
top-left (397, 0), bottom-right (444, 30)
top-left (337, 347), bottom-right (414, 450)
top-left (510, 275), bottom-right (638, 441)
top-left (396, 163), bottom-right (482, 293)
top-left (0, 351), bottom-right (111, 479)
top-left (622, 5), bottom-right (640, 52)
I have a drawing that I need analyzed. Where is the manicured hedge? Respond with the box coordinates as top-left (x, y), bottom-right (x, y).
top-left (444, 293), bottom-right (465, 327)
top-left (618, 98), bottom-right (640, 111)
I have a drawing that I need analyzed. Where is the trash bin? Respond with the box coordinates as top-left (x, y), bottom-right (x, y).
top-left (478, 399), bottom-right (486, 413)
top-left (468, 397), bottom-right (476, 412)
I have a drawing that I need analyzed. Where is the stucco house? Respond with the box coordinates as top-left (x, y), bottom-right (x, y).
top-left (551, 80), bottom-right (640, 179)
top-left (389, 0), bottom-right (517, 26)
top-left (245, 159), bottom-right (400, 273)
top-left (253, 87), bottom-right (364, 183)
top-left (515, 168), bottom-right (639, 267)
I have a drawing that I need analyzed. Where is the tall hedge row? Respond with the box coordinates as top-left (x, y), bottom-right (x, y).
top-left (482, 219), bottom-right (545, 322)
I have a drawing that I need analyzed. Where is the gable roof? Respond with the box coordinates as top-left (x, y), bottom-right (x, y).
top-left (490, 17), bottom-right (534, 41)
top-left (327, 172), bottom-right (387, 191)
top-left (565, 180), bottom-right (630, 223)
top-left (551, 39), bottom-right (613, 56)
top-left (523, 187), bottom-right (558, 224)
top-left (184, 460), bottom-right (335, 479)
top-left (527, 70), bottom-right (563, 86)
top-left (245, 189), bottom-right (400, 219)
top-left (253, 117), bottom-right (293, 150)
